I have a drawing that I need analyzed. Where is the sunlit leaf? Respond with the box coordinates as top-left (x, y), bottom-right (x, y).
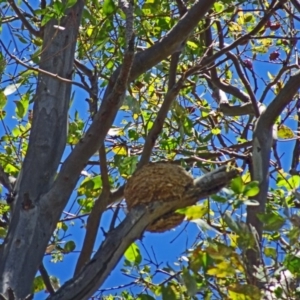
top-left (176, 204), bottom-right (208, 220)
top-left (207, 261), bottom-right (235, 278)
top-left (243, 199), bottom-right (259, 206)
top-left (264, 247), bottom-right (277, 259)
top-left (124, 243), bottom-right (142, 265)
top-left (231, 177), bottom-right (244, 194)
top-left (3, 83), bottom-right (21, 96)
top-left (0, 91), bottom-right (7, 109)
top-left (243, 181), bottom-right (259, 197)
top-left (288, 175), bottom-right (300, 189)
top-left (213, 2), bottom-right (224, 12)
top-left (14, 101), bottom-right (24, 119)
top-left (228, 284), bottom-right (261, 300)
top-left (277, 125), bottom-right (294, 139)
top-left (103, 0), bottom-right (115, 15)
top-left (211, 127), bottom-right (221, 135)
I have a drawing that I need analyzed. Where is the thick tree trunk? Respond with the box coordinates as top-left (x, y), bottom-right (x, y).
top-left (0, 1), bottom-right (84, 298)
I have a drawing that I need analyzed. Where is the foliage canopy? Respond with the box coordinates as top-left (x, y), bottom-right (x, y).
top-left (0, 0), bottom-right (300, 299)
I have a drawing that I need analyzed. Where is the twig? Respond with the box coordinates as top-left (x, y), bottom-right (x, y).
top-left (39, 263), bottom-right (55, 295)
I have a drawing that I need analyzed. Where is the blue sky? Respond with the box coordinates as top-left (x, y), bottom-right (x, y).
top-left (1, 1), bottom-right (300, 299)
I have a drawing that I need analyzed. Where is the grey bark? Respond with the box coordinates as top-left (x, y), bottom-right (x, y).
top-left (246, 70), bottom-right (300, 268)
top-left (0, 1), bottom-right (85, 298)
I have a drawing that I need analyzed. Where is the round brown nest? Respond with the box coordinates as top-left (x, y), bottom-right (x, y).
top-left (124, 162), bottom-right (193, 233)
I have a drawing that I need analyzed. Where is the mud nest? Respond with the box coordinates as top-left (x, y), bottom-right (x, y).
top-left (124, 162), bottom-right (193, 233)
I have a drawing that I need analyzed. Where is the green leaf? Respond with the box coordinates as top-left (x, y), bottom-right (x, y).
top-left (243, 181), bottom-right (260, 197)
top-left (112, 145), bottom-right (128, 156)
top-left (49, 276), bottom-right (60, 290)
top-left (207, 261), bottom-right (235, 278)
top-left (228, 284), bottom-right (261, 300)
top-left (161, 283), bottom-right (178, 300)
top-left (277, 124), bottom-right (294, 139)
top-left (14, 101), bottom-right (25, 119)
top-left (231, 177), bottom-right (244, 194)
top-left (264, 247), bottom-right (276, 259)
top-left (214, 2), bottom-right (224, 13)
top-left (288, 175), bottom-right (300, 189)
top-left (257, 212), bottom-right (286, 231)
top-left (224, 212), bottom-right (240, 233)
top-left (66, 0), bottom-right (77, 8)
top-left (283, 254), bottom-right (300, 275)
top-left (187, 41), bottom-right (198, 50)
top-left (0, 91), bottom-right (7, 109)
top-left (176, 204), bottom-right (208, 220)
top-left (211, 127), bottom-right (221, 135)
top-left (64, 240), bottom-right (76, 253)
top-left (103, 0), bottom-right (115, 15)
top-left (124, 243), bottom-right (142, 265)
top-left (32, 276), bottom-right (45, 293)
top-left (0, 227), bottom-right (7, 238)
top-left (182, 267), bottom-right (197, 296)
top-left (244, 13), bottom-right (254, 23)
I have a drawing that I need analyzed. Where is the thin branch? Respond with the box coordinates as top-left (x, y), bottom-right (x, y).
top-left (138, 77), bottom-right (185, 167)
top-left (226, 51), bottom-right (259, 116)
top-left (187, 0), bottom-right (285, 77)
top-left (291, 0), bottom-right (300, 13)
top-left (39, 263), bottom-right (55, 295)
top-left (204, 74), bottom-right (251, 104)
top-left (0, 40), bottom-right (93, 95)
top-left (74, 0), bottom-right (134, 275)
top-left (7, 0), bottom-right (40, 37)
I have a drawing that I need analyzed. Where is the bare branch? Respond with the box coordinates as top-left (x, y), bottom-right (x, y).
top-left (0, 42), bottom-right (93, 96)
top-left (39, 263), bottom-right (55, 295)
top-left (291, 0), bottom-right (300, 13)
top-left (74, 144), bottom-right (110, 274)
top-left (7, 0), bottom-right (40, 37)
top-left (138, 77), bottom-right (185, 167)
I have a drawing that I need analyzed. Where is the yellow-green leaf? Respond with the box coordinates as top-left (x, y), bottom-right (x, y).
top-left (176, 204), bottom-right (208, 220)
top-left (124, 243), bottom-right (142, 265)
top-left (277, 124), bottom-right (294, 139)
top-left (207, 261), bottom-right (235, 278)
top-left (211, 127), bottom-right (221, 135)
top-left (228, 284), bottom-right (261, 300)
top-left (112, 145), bottom-right (128, 156)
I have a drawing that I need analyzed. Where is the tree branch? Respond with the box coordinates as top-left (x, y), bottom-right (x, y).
top-left (138, 77), bottom-right (185, 167)
top-left (246, 70), bottom-right (300, 268)
top-left (7, 0), bottom-right (40, 37)
top-left (47, 167), bottom-right (238, 300)
top-left (74, 144), bottom-right (110, 275)
top-left (44, 0), bottom-right (216, 223)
